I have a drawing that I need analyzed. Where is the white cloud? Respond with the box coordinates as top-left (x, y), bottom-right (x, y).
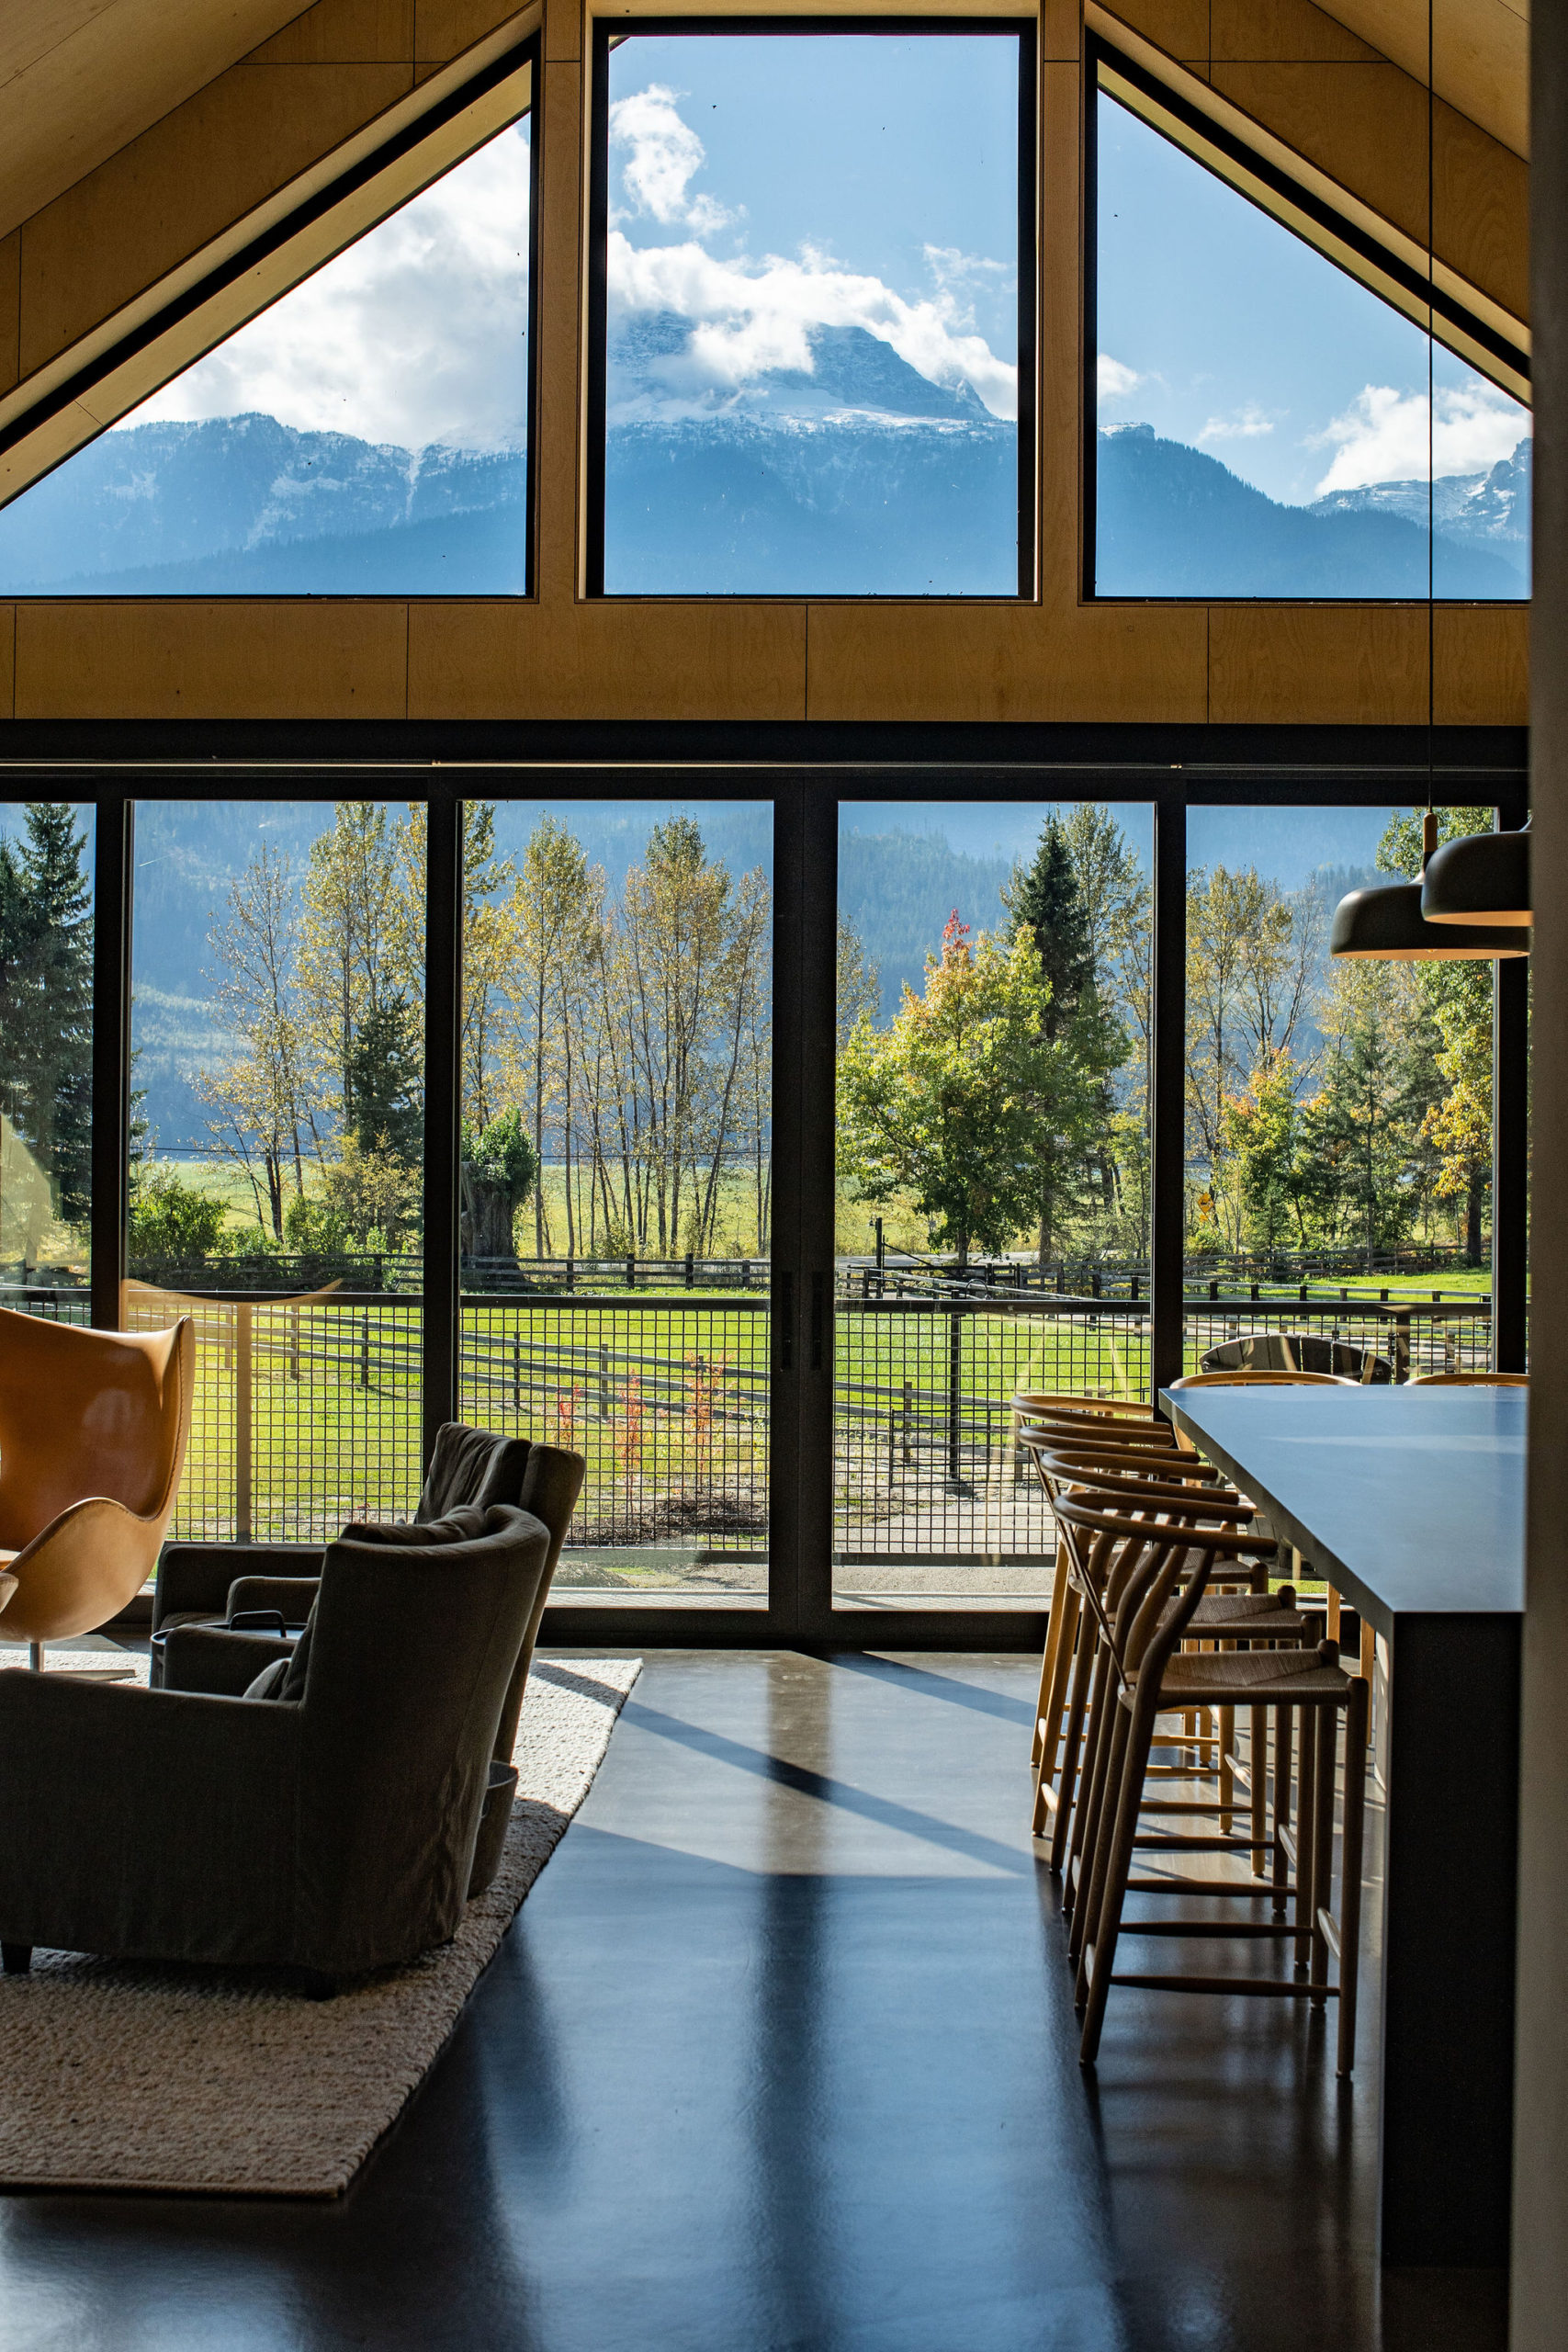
top-left (609, 84), bottom-right (737, 233)
top-left (1096, 355), bottom-right (1142, 403)
top-left (1312, 381), bottom-right (1531, 493)
top-left (609, 232), bottom-right (1018, 419)
top-left (129, 124), bottom-right (531, 452)
top-left (1198, 402), bottom-right (1275, 442)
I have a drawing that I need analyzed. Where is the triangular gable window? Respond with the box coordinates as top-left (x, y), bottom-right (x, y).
top-left (1092, 78), bottom-right (1529, 600)
top-left (0, 119), bottom-right (532, 596)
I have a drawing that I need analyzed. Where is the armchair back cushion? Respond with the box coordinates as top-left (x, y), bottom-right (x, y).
top-left (0, 1505), bottom-right (553, 1974)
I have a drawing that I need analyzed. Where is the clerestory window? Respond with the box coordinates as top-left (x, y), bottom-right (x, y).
top-left (1090, 55), bottom-right (1530, 602)
top-left (588, 19), bottom-right (1035, 598)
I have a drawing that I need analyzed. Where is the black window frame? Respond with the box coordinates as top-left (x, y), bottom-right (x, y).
top-left (6, 718), bottom-right (1517, 1655)
top-left (0, 34), bottom-right (543, 605)
top-left (584, 14), bottom-right (1039, 602)
top-left (1082, 32), bottom-right (1531, 608)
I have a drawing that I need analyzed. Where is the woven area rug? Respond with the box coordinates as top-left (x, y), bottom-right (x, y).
top-left (0, 1655), bottom-right (640, 2198)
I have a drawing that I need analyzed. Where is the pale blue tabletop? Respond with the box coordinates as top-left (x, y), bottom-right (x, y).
top-left (1158, 1384), bottom-right (1526, 1631)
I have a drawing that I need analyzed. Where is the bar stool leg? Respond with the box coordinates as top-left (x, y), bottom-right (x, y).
top-left (1079, 1691), bottom-right (1162, 2064)
top-left (1072, 1693), bottom-right (1133, 2004)
top-left (1337, 1676), bottom-right (1371, 2076)
top-left (1031, 1532), bottom-right (1071, 1768)
top-left (1049, 1604), bottom-right (1098, 1876)
top-left (1309, 1701), bottom-right (1337, 2009)
top-left (1032, 1581), bottom-right (1080, 1836)
top-left (1251, 1702), bottom-right (1269, 1875)
top-left (1271, 1702), bottom-right (1292, 1917)
top-left (1294, 1706), bottom-right (1318, 1972)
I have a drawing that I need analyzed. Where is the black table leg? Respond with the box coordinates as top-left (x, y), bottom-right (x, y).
top-left (1379, 1611), bottom-right (1520, 2267)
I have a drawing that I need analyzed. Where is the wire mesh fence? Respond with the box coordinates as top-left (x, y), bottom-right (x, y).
top-left (0, 1282), bottom-right (1506, 1582)
top-left (123, 1288), bottom-right (422, 1541)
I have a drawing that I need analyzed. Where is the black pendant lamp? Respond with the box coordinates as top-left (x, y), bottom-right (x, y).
top-left (1421, 820), bottom-right (1531, 928)
top-left (1330, 813), bottom-right (1529, 961)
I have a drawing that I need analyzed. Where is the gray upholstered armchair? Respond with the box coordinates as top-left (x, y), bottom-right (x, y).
top-left (152, 1422), bottom-right (582, 1785)
top-left (0, 1506), bottom-right (551, 1986)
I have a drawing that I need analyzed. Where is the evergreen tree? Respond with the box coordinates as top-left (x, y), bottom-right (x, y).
top-left (1005, 816), bottom-right (1094, 1042)
top-left (1005, 816), bottom-right (1126, 1262)
top-left (345, 994), bottom-right (423, 1162)
top-left (0, 803), bottom-right (94, 1230)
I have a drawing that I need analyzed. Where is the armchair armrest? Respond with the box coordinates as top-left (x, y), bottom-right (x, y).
top-left (154, 1542), bottom-right (325, 1630)
top-left (0, 1673), bottom-right (300, 1965)
top-left (226, 1576), bottom-right (321, 1624)
top-left (159, 1623), bottom-right (294, 1696)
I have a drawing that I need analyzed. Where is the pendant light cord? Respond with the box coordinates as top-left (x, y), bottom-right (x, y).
top-left (1426, 0), bottom-right (1435, 860)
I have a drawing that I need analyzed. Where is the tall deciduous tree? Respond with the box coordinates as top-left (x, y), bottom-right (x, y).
top-left (198, 843), bottom-right (313, 1239)
top-left (838, 916), bottom-right (1071, 1267)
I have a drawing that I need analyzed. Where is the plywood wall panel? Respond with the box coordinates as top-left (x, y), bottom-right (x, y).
top-left (1210, 0), bottom-right (1380, 62)
top-left (247, 1), bottom-right (417, 65)
top-left (805, 604), bottom-right (1207, 723)
top-left (534, 59), bottom-right (582, 604)
top-left (12, 602), bottom-right (410, 719)
top-left (0, 232), bottom-right (17, 397)
top-left (17, 63), bottom-right (412, 375)
top-left (407, 601), bottom-right (807, 719)
top-left (1209, 62), bottom-right (1428, 248)
top-left (1437, 97), bottom-right (1529, 323)
top-left (1041, 0), bottom-right (1083, 62)
top-left (1207, 604), bottom-right (1429, 723)
top-left (0, 606), bottom-right (14, 720)
top-left (1434, 604), bottom-right (1529, 726)
top-left (415, 0), bottom-right (536, 61)
top-left (1095, 0), bottom-right (1209, 63)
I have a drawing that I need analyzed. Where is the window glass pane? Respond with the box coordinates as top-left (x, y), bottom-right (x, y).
top-left (1095, 91), bottom-right (1530, 598)
top-left (834, 801), bottom-right (1152, 1608)
top-left (1183, 806), bottom-right (1499, 1381)
top-left (0, 119), bottom-right (531, 596)
top-left (460, 800), bottom-right (773, 1602)
top-left (0, 802), bottom-right (94, 1307)
top-left (603, 32), bottom-right (1021, 594)
top-left (129, 801), bottom-right (424, 1538)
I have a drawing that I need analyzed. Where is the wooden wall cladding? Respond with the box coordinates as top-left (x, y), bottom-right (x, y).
top-left (12, 604), bottom-right (411, 721)
top-left (0, 0), bottom-right (1532, 732)
top-left (1434, 605), bottom-right (1530, 728)
top-left (407, 602), bottom-right (808, 720)
top-left (0, 233), bottom-right (17, 399)
top-left (1207, 604), bottom-right (1431, 725)
top-left (1097, 0), bottom-right (1529, 325)
top-left (804, 604), bottom-right (1209, 724)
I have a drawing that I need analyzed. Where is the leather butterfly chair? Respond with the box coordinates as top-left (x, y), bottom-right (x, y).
top-left (0, 1306), bottom-right (195, 1668)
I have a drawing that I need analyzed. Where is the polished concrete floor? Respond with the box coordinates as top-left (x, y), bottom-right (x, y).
top-left (0, 1653), bottom-right (1506, 2352)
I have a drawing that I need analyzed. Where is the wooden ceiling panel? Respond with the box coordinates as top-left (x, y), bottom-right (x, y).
top-left (0, 0), bottom-right (313, 239)
top-left (1314, 0), bottom-right (1529, 154)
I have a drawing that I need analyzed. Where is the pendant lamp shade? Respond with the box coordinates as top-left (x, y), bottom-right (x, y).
top-left (1329, 882), bottom-right (1526, 959)
top-left (1420, 824), bottom-right (1530, 926)
top-left (1331, 809), bottom-right (1529, 960)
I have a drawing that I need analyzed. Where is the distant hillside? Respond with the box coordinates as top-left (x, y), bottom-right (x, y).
top-left (1096, 424), bottom-right (1528, 598)
top-left (0, 352), bottom-right (1530, 598)
top-left (840, 830), bottom-right (1015, 1016)
top-left (0, 418), bottom-right (527, 594)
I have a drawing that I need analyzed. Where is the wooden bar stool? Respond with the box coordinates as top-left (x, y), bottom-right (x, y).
top-left (1059, 1494), bottom-right (1371, 2078)
top-left (1026, 1441), bottom-right (1301, 1874)
top-left (1013, 1396), bottom-right (1188, 1767)
top-left (1021, 1427), bottom-right (1240, 1829)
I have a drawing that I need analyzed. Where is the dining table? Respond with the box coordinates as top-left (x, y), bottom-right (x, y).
top-left (1159, 1380), bottom-right (1525, 2273)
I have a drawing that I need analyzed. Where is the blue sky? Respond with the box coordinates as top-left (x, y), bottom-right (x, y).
top-left (606, 32), bottom-right (1020, 419)
top-left (1096, 95), bottom-right (1529, 503)
top-left (124, 120), bottom-right (531, 452)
